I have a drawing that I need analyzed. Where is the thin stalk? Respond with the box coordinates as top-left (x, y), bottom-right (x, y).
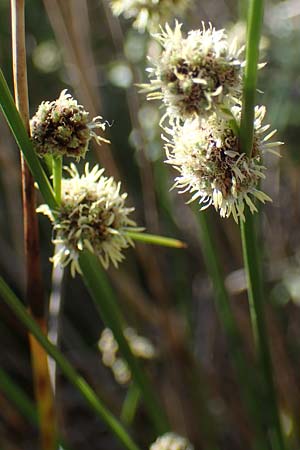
top-left (52, 156), bottom-right (62, 204)
top-left (120, 383), bottom-right (141, 426)
top-left (196, 210), bottom-right (269, 450)
top-left (239, 0), bottom-right (264, 158)
top-left (78, 250), bottom-right (169, 434)
top-left (126, 230), bottom-right (186, 249)
top-left (0, 69), bottom-right (57, 210)
top-left (240, 215), bottom-right (285, 450)
top-left (10, 2), bottom-right (57, 449)
top-left (0, 276), bottom-right (141, 450)
top-left (239, 1), bottom-right (285, 449)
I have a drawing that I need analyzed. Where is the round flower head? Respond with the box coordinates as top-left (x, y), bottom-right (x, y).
top-left (150, 432), bottom-right (194, 450)
top-left (37, 163), bottom-right (142, 276)
top-left (98, 327), bottom-right (157, 385)
top-left (141, 22), bottom-right (244, 122)
top-left (110, 0), bottom-right (189, 33)
top-left (164, 106), bottom-right (282, 223)
top-left (30, 90), bottom-right (109, 159)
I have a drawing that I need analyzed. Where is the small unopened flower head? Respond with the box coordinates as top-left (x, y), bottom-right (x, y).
top-left (141, 22), bottom-right (244, 122)
top-left (164, 105), bottom-right (282, 222)
top-left (30, 90), bottom-right (109, 159)
top-left (37, 164), bottom-right (142, 276)
top-left (110, 0), bottom-right (189, 33)
top-left (150, 432), bottom-right (194, 450)
top-left (98, 327), bottom-right (157, 385)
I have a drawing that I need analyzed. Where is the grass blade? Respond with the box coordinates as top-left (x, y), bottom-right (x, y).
top-left (78, 249), bottom-right (170, 434)
top-left (0, 276), bottom-right (141, 450)
top-left (0, 367), bottom-right (74, 450)
top-left (0, 69), bottom-right (57, 210)
top-left (10, 2), bottom-right (57, 449)
top-left (126, 230), bottom-right (186, 248)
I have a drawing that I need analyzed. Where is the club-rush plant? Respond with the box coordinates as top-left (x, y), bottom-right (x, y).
top-left (141, 13), bottom-right (285, 450)
top-left (163, 105), bottom-right (281, 222)
top-left (38, 163), bottom-right (144, 277)
top-left (30, 90), bottom-right (109, 159)
top-left (110, 0), bottom-right (189, 32)
top-left (150, 432), bottom-right (194, 450)
top-left (140, 21), bottom-right (244, 122)
top-left (0, 0), bottom-right (291, 449)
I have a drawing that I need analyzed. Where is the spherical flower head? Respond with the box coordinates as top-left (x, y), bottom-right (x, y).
top-left (141, 22), bottom-right (244, 122)
top-left (110, 0), bottom-right (189, 33)
top-left (30, 90), bottom-right (109, 159)
top-left (98, 327), bottom-right (157, 385)
top-left (150, 432), bottom-right (194, 450)
top-left (37, 163), bottom-right (142, 276)
top-left (164, 105), bottom-right (282, 222)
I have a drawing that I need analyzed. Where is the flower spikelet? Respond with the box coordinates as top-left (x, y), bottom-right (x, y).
top-left (141, 22), bottom-right (244, 122)
top-left (98, 327), bottom-right (157, 385)
top-left (110, 0), bottom-right (189, 33)
top-left (164, 105), bottom-right (282, 222)
top-left (37, 164), bottom-right (142, 276)
top-left (150, 432), bottom-right (194, 450)
top-left (30, 90), bottom-right (109, 159)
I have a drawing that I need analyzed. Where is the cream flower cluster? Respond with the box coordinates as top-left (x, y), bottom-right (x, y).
top-left (150, 432), bottom-right (194, 450)
top-left (141, 22), bottom-right (244, 122)
top-left (164, 106), bottom-right (281, 222)
top-left (98, 327), bottom-right (157, 385)
top-left (110, 0), bottom-right (189, 33)
top-left (30, 90), bottom-right (108, 160)
top-left (142, 22), bottom-right (281, 222)
top-left (38, 164), bottom-right (142, 276)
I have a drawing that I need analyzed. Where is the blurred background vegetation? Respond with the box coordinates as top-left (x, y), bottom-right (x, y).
top-left (1, 0), bottom-right (300, 449)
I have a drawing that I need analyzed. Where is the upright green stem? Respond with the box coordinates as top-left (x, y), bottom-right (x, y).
top-left (0, 276), bottom-right (141, 450)
top-left (78, 250), bottom-right (169, 434)
top-left (240, 215), bottom-right (285, 450)
top-left (52, 156), bottom-right (62, 204)
top-left (196, 210), bottom-right (268, 449)
top-left (240, 0), bottom-right (264, 157)
top-left (239, 1), bottom-right (285, 449)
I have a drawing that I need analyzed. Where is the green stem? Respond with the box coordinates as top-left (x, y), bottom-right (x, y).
top-left (196, 210), bottom-right (269, 450)
top-left (120, 383), bottom-right (141, 426)
top-left (240, 214), bottom-right (285, 450)
top-left (239, 1), bottom-right (285, 449)
top-left (239, 0), bottom-right (264, 157)
top-left (52, 156), bottom-right (62, 205)
top-left (78, 250), bottom-right (169, 434)
top-left (126, 230), bottom-right (186, 248)
top-left (0, 69), bottom-right (57, 210)
top-left (0, 276), bottom-right (141, 450)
